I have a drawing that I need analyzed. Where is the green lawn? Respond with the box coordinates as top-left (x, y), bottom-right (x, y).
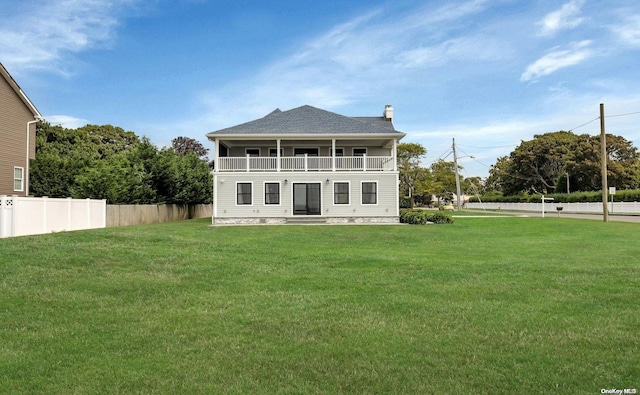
top-left (1, 217), bottom-right (638, 394)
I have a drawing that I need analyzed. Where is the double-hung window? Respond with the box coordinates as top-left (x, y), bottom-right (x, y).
top-left (334, 182), bottom-right (349, 204)
top-left (265, 182), bottom-right (280, 205)
top-left (353, 148), bottom-right (367, 156)
top-left (361, 182), bottom-right (377, 205)
top-left (237, 182), bottom-right (252, 205)
top-left (13, 167), bottom-right (24, 192)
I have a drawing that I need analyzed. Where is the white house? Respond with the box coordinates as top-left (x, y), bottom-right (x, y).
top-left (206, 105), bottom-right (405, 224)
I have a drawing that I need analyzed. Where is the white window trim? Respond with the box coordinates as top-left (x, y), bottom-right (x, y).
top-left (332, 181), bottom-right (350, 205)
top-left (13, 166), bottom-right (24, 192)
top-left (245, 148), bottom-right (261, 157)
top-left (360, 180), bottom-right (378, 206)
top-left (235, 181), bottom-right (253, 206)
top-left (263, 181), bottom-right (281, 206)
top-left (353, 147), bottom-right (367, 156)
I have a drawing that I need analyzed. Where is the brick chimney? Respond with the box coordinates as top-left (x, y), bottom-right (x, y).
top-left (383, 105), bottom-right (394, 121)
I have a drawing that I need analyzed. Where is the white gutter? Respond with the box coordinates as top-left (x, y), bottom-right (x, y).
top-left (25, 118), bottom-right (41, 196)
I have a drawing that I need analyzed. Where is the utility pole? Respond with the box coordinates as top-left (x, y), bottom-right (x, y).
top-left (452, 138), bottom-right (462, 211)
top-left (600, 103), bottom-right (608, 222)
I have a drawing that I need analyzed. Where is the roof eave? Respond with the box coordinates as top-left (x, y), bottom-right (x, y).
top-left (0, 63), bottom-right (43, 119)
top-left (206, 132), bottom-right (406, 141)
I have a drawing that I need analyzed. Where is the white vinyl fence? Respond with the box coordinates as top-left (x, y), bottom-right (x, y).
top-left (0, 196), bottom-right (106, 238)
top-left (467, 201), bottom-right (640, 214)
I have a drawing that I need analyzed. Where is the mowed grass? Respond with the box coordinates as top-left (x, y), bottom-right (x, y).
top-left (0, 217), bottom-right (638, 394)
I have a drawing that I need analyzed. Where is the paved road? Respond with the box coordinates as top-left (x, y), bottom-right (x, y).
top-left (470, 210), bottom-right (640, 223)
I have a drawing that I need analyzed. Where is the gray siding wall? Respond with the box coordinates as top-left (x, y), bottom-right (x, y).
top-left (227, 145), bottom-right (390, 157)
top-left (214, 172), bottom-right (399, 219)
top-left (0, 75), bottom-right (37, 197)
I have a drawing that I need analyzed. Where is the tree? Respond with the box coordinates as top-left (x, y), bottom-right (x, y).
top-left (30, 122), bottom-right (213, 204)
top-left (504, 131), bottom-right (579, 195)
top-left (495, 131), bottom-right (640, 195)
top-left (30, 122), bottom-right (101, 198)
top-left (485, 156), bottom-right (510, 193)
top-left (172, 136), bottom-right (209, 159)
top-left (71, 154), bottom-right (155, 204)
top-left (430, 159), bottom-right (458, 204)
top-left (397, 142), bottom-right (430, 208)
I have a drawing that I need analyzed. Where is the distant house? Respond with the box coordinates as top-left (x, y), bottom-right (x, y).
top-left (206, 105), bottom-right (406, 224)
top-left (0, 63), bottom-right (42, 196)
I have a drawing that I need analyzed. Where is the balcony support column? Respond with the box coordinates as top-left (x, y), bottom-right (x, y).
top-left (393, 138), bottom-right (397, 171)
top-left (332, 139), bottom-right (336, 172)
top-left (213, 138), bottom-right (219, 172)
top-left (276, 139), bottom-right (281, 172)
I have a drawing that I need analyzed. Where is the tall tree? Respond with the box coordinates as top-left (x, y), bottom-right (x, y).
top-left (172, 136), bottom-right (209, 159)
top-left (430, 159), bottom-right (458, 204)
top-left (31, 122), bottom-right (213, 204)
top-left (485, 156), bottom-right (510, 193)
top-left (397, 142), bottom-right (429, 208)
top-left (497, 131), bottom-right (640, 195)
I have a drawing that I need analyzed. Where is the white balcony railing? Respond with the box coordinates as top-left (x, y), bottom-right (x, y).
top-left (216, 155), bottom-right (395, 172)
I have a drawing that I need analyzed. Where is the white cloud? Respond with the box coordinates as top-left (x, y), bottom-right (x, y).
top-left (189, 0), bottom-right (499, 129)
top-left (0, 0), bottom-right (140, 75)
top-left (537, 0), bottom-right (586, 37)
top-left (611, 14), bottom-right (640, 46)
top-left (520, 40), bottom-right (593, 82)
top-left (45, 114), bottom-right (91, 129)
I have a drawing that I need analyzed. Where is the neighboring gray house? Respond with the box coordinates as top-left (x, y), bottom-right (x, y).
top-left (206, 105), bottom-right (405, 224)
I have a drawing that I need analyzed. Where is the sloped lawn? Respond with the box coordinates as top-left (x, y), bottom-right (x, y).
top-left (1, 217), bottom-right (638, 394)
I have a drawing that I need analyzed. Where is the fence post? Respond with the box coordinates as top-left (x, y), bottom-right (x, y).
top-left (0, 195), bottom-right (5, 238)
top-left (13, 195), bottom-right (19, 237)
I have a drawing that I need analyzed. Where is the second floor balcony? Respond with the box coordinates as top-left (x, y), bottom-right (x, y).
top-left (216, 154), bottom-right (395, 172)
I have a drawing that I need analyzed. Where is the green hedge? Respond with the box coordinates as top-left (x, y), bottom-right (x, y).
top-left (470, 189), bottom-right (640, 203)
top-left (399, 209), bottom-right (454, 225)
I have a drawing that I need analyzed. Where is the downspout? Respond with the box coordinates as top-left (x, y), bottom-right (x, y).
top-left (25, 118), bottom-right (40, 196)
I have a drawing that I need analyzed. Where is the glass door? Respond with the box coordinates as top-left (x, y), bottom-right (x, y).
top-left (293, 183), bottom-right (321, 215)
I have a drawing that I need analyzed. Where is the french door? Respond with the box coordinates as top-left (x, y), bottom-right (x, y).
top-left (293, 183), bottom-right (321, 215)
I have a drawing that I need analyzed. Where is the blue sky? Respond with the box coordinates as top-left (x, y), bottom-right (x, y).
top-left (2, 0), bottom-right (640, 177)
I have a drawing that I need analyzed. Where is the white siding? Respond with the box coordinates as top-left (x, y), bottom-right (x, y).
top-left (214, 172), bottom-right (398, 219)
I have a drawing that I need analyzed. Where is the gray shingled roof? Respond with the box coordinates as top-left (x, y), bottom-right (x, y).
top-left (207, 105), bottom-right (403, 136)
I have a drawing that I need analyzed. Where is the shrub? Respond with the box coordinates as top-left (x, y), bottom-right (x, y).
top-left (425, 212), bottom-right (454, 224)
top-left (400, 209), bottom-right (454, 225)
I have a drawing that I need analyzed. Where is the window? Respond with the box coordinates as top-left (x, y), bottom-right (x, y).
top-left (361, 182), bottom-right (377, 205)
top-left (331, 148), bottom-right (344, 157)
top-left (13, 167), bottom-right (24, 192)
top-left (265, 182), bottom-right (280, 205)
top-left (245, 148), bottom-right (260, 157)
top-left (237, 183), bottom-right (252, 205)
top-left (353, 148), bottom-right (367, 156)
top-left (269, 148), bottom-right (284, 157)
top-left (334, 182), bottom-right (349, 205)
top-left (294, 147), bottom-right (319, 156)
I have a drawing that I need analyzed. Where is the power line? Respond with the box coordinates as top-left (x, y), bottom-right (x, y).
top-left (606, 111), bottom-right (640, 118)
top-left (457, 143), bottom-right (517, 149)
top-left (568, 117), bottom-right (599, 132)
